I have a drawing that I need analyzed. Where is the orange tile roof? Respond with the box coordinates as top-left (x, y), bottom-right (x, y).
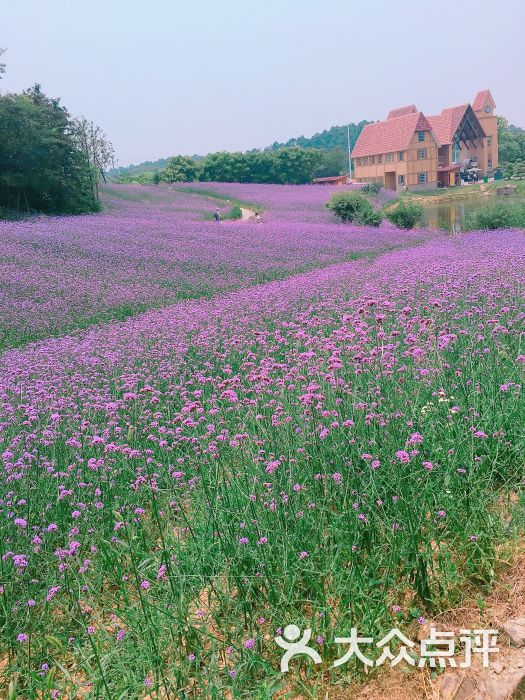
top-left (472, 89), bottom-right (495, 112)
top-left (387, 105), bottom-right (418, 120)
top-left (351, 112), bottom-right (434, 158)
top-left (427, 105), bottom-right (468, 145)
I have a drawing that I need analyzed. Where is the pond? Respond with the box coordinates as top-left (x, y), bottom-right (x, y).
top-left (421, 195), bottom-right (525, 231)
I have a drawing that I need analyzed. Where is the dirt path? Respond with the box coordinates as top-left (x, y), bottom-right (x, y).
top-left (240, 206), bottom-right (255, 220)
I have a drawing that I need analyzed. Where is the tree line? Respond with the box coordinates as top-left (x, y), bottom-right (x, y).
top-left (267, 121), bottom-right (369, 151)
top-left (0, 51), bottom-right (113, 216)
top-left (117, 122), bottom-right (371, 186)
top-left (498, 117), bottom-right (525, 178)
top-left (153, 148), bottom-right (333, 185)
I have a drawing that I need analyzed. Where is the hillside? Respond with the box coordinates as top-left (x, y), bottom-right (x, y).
top-left (267, 120), bottom-right (370, 151)
top-left (108, 158), bottom-right (169, 179)
top-left (109, 155), bottom-right (203, 180)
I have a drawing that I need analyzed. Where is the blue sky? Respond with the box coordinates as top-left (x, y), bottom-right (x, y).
top-left (2, 0), bottom-right (524, 166)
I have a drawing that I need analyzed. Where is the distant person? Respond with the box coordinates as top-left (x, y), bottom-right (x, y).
top-left (213, 208), bottom-right (221, 222)
top-left (255, 212), bottom-right (262, 223)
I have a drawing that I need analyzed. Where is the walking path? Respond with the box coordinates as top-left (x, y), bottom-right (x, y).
top-left (240, 206), bottom-right (255, 220)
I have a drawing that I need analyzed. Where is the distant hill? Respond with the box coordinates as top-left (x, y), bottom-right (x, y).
top-left (108, 158), bottom-right (168, 179)
top-left (108, 156), bottom-right (202, 180)
top-left (267, 121), bottom-right (371, 152)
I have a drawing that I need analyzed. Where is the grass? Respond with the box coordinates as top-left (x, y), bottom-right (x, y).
top-left (173, 185), bottom-right (263, 213)
top-left (100, 187), bottom-right (165, 203)
top-left (202, 205), bottom-right (244, 221)
top-left (396, 179), bottom-right (525, 205)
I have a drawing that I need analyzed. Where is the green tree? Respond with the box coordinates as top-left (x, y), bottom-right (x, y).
top-left (161, 146), bottom-right (331, 185)
top-left (73, 117), bottom-right (115, 197)
top-left (498, 117), bottom-right (525, 169)
top-left (270, 147), bottom-right (323, 184)
top-left (199, 152), bottom-right (246, 182)
top-left (161, 155), bottom-right (202, 182)
top-left (313, 148), bottom-right (348, 178)
top-left (512, 161), bottom-right (525, 178)
top-left (0, 84), bottom-right (99, 214)
top-left (0, 48), bottom-right (6, 79)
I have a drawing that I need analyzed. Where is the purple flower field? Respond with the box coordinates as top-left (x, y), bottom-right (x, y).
top-left (0, 183), bottom-right (524, 697)
top-left (0, 183), bottom-right (430, 349)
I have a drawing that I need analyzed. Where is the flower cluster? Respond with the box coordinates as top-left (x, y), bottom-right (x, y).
top-left (0, 183), bottom-right (523, 697)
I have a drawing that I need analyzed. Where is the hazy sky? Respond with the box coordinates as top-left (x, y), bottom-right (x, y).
top-left (2, 0), bottom-right (524, 166)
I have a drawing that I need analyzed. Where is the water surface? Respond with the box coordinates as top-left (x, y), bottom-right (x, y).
top-left (421, 194), bottom-right (525, 231)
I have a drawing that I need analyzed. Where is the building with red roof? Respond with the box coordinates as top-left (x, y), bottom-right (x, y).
top-left (312, 175), bottom-right (348, 185)
top-left (352, 90), bottom-right (498, 191)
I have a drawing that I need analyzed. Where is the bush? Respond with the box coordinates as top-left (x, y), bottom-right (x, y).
top-left (360, 208), bottom-right (383, 226)
top-left (229, 205), bottom-right (242, 219)
top-left (465, 202), bottom-right (525, 230)
top-left (327, 191), bottom-right (382, 226)
top-left (386, 202), bottom-right (425, 229)
top-left (361, 181), bottom-right (383, 195)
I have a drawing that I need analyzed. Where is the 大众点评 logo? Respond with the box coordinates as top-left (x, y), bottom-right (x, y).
top-left (274, 625), bottom-right (499, 672)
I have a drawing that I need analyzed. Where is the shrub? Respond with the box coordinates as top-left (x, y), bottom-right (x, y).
top-left (361, 181), bottom-right (383, 195)
top-left (230, 205), bottom-right (242, 219)
top-left (360, 208), bottom-right (383, 226)
top-left (465, 202), bottom-right (525, 230)
top-left (386, 202), bottom-right (425, 229)
top-left (327, 191), bottom-right (382, 226)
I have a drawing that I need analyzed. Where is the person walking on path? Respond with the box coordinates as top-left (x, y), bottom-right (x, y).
top-left (255, 212), bottom-right (262, 223)
top-left (213, 207), bottom-right (221, 222)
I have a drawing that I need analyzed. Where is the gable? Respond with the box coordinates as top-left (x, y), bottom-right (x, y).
top-left (352, 112), bottom-right (435, 158)
top-left (473, 89), bottom-right (495, 112)
top-left (427, 105), bottom-right (469, 145)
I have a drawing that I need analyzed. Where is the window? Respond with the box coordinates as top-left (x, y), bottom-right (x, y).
top-left (363, 156), bottom-right (369, 165)
top-left (386, 153), bottom-right (393, 162)
top-left (418, 131), bottom-right (425, 142)
top-left (378, 154), bottom-right (382, 164)
top-left (418, 148), bottom-right (427, 160)
top-left (398, 175), bottom-right (405, 185)
top-left (418, 172), bottom-right (427, 184)
top-left (371, 155), bottom-right (375, 165)
top-left (398, 151), bottom-right (404, 161)
top-left (357, 157), bottom-right (362, 166)
top-left (487, 136), bottom-right (492, 146)
top-left (452, 141), bottom-right (461, 163)
top-left (488, 158), bottom-right (492, 170)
